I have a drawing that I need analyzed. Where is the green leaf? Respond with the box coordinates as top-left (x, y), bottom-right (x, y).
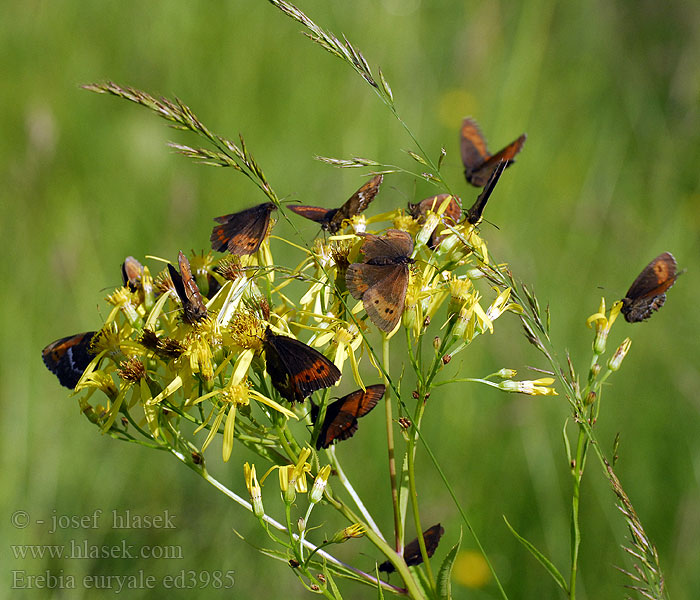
top-left (323, 560), bottom-right (343, 599)
top-left (398, 452), bottom-right (409, 541)
top-left (375, 566), bottom-right (385, 600)
top-left (437, 529), bottom-right (462, 600)
top-left (503, 516), bottom-right (568, 593)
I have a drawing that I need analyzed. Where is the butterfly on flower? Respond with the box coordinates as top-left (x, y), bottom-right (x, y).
top-left (263, 327), bottom-right (341, 403)
top-left (289, 174), bottom-right (383, 233)
top-left (42, 332), bottom-right (98, 389)
top-left (311, 384), bottom-right (385, 449)
top-left (346, 229), bottom-right (415, 332)
top-left (211, 202), bottom-right (276, 255)
top-left (168, 251), bottom-right (208, 324)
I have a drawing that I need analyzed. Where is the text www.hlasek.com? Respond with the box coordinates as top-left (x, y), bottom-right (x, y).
top-left (11, 539), bottom-right (183, 560)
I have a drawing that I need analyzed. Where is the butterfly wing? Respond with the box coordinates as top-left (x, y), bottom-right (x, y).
top-left (42, 332), bottom-right (97, 389)
top-left (403, 524), bottom-right (445, 567)
top-left (361, 264), bottom-right (410, 332)
top-left (288, 205), bottom-right (336, 228)
top-left (465, 159), bottom-right (508, 224)
top-left (329, 174), bottom-right (384, 233)
top-left (624, 252), bottom-right (677, 300)
top-left (121, 256), bottom-right (143, 291)
top-left (168, 252), bottom-right (207, 324)
top-left (460, 118), bottom-right (490, 175)
top-left (621, 252), bottom-right (678, 323)
top-left (379, 523), bottom-right (445, 573)
top-left (359, 229), bottom-right (414, 262)
top-left (211, 202), bottom-right (275, 255)
top-left (315, 384), bottom-right (385, 449)
top-left (409, 194), bottom-right (462, 224)
top-left (346, 263), bottom-right (388, 299)
top-left (264, 330), bottom-right (341, 403)
top-left (467, 134), bottom-right (526, 187)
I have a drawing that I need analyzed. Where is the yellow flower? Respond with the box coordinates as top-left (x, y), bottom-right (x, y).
top-left (485, 287), bottom-right (522, 321)
top-left (586, 298), bottom-right (622, 355)
top-left (329, 523), bottom-right (366, 543)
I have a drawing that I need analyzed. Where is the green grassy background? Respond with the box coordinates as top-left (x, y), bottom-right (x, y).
top-left (2, 0), bottom-right (699, 598)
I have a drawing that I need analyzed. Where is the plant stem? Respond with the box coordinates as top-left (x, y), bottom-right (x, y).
top-left (382, 333), bottom-right (401, 552)
top-left (326, 447), bottom-right (385, 541)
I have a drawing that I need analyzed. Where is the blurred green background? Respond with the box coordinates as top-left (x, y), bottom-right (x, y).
top-left (2, 0), bottom-right (699, 598)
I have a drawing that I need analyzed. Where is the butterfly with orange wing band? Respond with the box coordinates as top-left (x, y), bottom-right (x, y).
top-left (263, 327), bottom-right (341, 403)
top-left (346, 229), bottom-right (415, 332)
top-left (289, 175), bottom-right (383, 234)
top-left (42, 331), bottom-right (98, 389)
top-left (168, 251), bottom-right (208, 324)
top-left (620, 252), bottom-right (679, 323)
top-left (211, 202), bottom-right (276, 255)
top-left (311, 384), bottom-right (385, 449)
top-left (461, 118), bottom-right (526, 187)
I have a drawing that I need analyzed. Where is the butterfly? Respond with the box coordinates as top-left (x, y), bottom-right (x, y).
top-left (620, 252), bottom-right (678, 323)
top-left (346, 229), bottom-right (415, 332)
top-left (460, 118), bottom-right (526, 187)
top-left (168, 251), bottom-right (208, 324)
top-left (42, 331), bottom-right (98, 389)
top-left (121, 256), bottom-right (143, 292)
top-left (465, 159), bottom-right (508, 224)
top-left (408, 194), bottom-right (462, 249)
top-left (289, 175), bottom-right (383, 233)
top-left (378, 523), bottom-right (445, 574)
top-left (210, 202), bottom-right (276, 255)
top-left (263, 327), bottom-right (342, 403)
top-left (310, 384), bottom-right (385, 449)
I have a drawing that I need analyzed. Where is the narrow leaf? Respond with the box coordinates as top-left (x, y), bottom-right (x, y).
top-left (437, 530), bottom-right (462, 600)
top-left (503, 516), bottom-right (568, 593)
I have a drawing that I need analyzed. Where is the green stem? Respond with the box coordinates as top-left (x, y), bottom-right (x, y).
top-left (325, 447), bottom-right (385, 541)
top-left (382, 333), bottom-right (401, 552)
top-left (407, 391), bottom-right (435, 587)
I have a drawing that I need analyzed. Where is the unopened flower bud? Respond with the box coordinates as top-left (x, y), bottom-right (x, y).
top-left (496, 368), bottom-right (517, 379)
top-left (608, 338), bottom-right (631, 372)
top-left (309, 465), bottom-right (331, 504)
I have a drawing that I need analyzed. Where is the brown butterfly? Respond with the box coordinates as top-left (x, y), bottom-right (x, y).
top-left (168, 251), bottom-right (208, 324)
top-left (408, 194), bottom-right (462, 249)
top-left (621, 252), bottom-right (678, 323)
top-left (289, 175), bottom-right (383, 233)
top-left (465, 159), bottom-right (508, 224)
top-left (263, 327), bottom-right (341, 403)
top-left (346, 229), bottom-right (415, 332)
top-left (461, 118), bottom-right (526, 187)
top-left (121, 256), bottom-right (143, 292)
top-left (378, 523), bottom-right (445, 574)
top-left (42, 331), bottom-right (98, 389)
top-left (311, 384), bottom-right (385, 449)
top-left (211, 202), bottom-right (276, 255)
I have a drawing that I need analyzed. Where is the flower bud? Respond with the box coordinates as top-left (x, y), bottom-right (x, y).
top-left (309, 465), bottom-right (331, 504)
top-left (607, 338), bottom-right (631, 372)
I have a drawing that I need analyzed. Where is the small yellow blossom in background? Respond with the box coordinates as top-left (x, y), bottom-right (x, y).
top-left (452, 550), bottom-right (491, 589)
